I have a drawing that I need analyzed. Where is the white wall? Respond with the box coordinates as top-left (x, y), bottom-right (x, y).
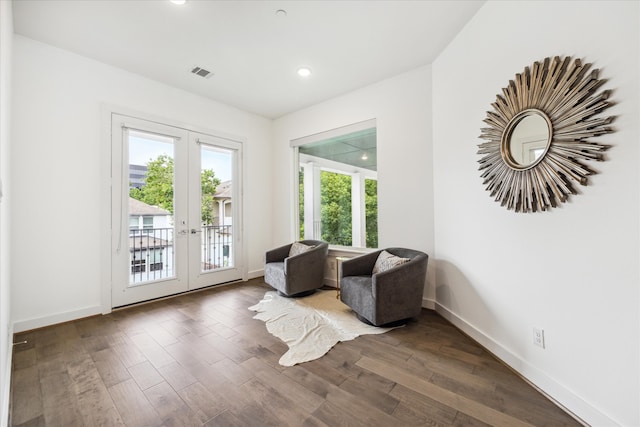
top-left (0, 1), bottom-right (12, 425)
top-left (11, 35), bottom-right (272, 330)
top-left (432, 1), bottom-right (639, 425)
top-left (272, 66), bottom-right (436, 305)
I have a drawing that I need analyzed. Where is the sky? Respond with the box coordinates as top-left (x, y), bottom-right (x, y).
top-left (129, 133), bottom-right (232, 182)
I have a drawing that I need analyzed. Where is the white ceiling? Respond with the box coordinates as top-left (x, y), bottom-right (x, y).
top-left (12, 0), bottom-right (484, 119)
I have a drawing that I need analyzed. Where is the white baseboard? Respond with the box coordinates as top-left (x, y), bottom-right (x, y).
top-left (13, 305), bottom-right (103, 333)
top-left (247, 269), bottom-right (264, 280)
top-left (422, 297), bottom-right (436, 310)
top-left (1, 323), bottom-right (13, 427)
top-left (434, 302), bottom-right (615, 427)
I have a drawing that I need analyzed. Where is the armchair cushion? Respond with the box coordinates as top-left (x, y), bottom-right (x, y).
top-left (289, 241), bottom-right (315, 257)
top-left (372, 250), bottom-right (409, 274)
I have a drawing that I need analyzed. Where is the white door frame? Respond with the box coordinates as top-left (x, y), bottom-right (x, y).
top-left (101, 107), bottom-right (244, 312)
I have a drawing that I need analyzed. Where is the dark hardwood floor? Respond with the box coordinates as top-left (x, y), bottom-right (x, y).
top-left (10, 278), bottom-right (581, 426)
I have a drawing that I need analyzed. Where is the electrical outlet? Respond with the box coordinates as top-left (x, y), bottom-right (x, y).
top-left (533, 328), bottom-right (545, 349)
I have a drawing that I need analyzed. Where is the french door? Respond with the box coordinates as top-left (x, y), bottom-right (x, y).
top-left (111, 114), bottom-right (242, 307)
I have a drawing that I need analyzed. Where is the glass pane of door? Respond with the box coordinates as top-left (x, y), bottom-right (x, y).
top-left (128, 130), bottom-right (176, 285)
top-left (200, 145), bottom-right (234, 272)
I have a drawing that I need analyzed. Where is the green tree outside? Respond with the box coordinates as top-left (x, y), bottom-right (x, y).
top-left (298, 169), bottom-right (378, 247)
top-left (365, 178), bottom-right (378, 248)
top-left (130, 155), bottom-right (221, 225)
top-left (320, 171), bottom-right (352, 246)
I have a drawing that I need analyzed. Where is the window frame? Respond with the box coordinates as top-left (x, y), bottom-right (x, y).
top-left (291, 119), bottom-right (377, 250)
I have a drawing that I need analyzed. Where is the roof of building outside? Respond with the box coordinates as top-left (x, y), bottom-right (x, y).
top-left (129, 197), bottom-right (171, 216)
top-left (214, 181), bottom-right (232, 199)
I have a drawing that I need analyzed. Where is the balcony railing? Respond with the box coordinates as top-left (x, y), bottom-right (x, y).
top-left (129, 227), bottom-right (174, 285)
top-left (202, 225), bottom-right (233, 271)
top-left (129, 225), bottom-right (232, 285)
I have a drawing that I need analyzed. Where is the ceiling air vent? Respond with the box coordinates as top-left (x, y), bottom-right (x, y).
top-left (190, 66), bottom-right (213, 79)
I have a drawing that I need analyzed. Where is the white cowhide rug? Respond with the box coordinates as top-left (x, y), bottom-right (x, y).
top-left (249, 290), bottom-right (395, 366)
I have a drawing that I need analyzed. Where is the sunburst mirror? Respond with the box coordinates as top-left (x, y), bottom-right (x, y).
top-left (478, 56), bottom-right (615, 212)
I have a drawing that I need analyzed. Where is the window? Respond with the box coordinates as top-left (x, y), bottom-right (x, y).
top-left (293, 120), bottom-right (378, 249)
top-left (129, 217), bottom-right (139, 230)
top-left (142, 216), bottom-right (153, 230)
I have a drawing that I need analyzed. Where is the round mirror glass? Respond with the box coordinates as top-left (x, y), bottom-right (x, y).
top-left (503, 110), bottom-right (551, 169)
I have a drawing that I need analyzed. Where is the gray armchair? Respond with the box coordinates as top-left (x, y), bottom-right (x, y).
top-left (340, 248), bottom-right (428, 326)
top-left (264, 240), bottom-right (329, 297)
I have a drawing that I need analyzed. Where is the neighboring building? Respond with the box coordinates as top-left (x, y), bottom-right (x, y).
top-left (201, 181), bottom-right (233, 269)
top-left (128, 197), bottom-right (172, 231)
top-left (213, 180), bottom-right (232, 226)
top-left (128, 198), bottom-right (173, 283)
top-left (129, 164), bottom-right (148, 189)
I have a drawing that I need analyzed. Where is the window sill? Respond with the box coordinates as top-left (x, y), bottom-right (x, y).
top-left (328, 245), bottom-right (376, 258)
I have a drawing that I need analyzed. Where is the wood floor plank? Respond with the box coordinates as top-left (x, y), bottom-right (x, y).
top-left (143, 381), bottom-right (202, 427)
top-left (12, 348), bottom-right (36, 371)
top-left (175, 318), bottom-right (213, 337)
top-left (301, 414), bottom-right (331, 427)
top-left (108, 378), bottom-right (163, 427)
top-left (323, 382), bottom-right (401, 427)
top-left (203, 410), bottom-right (245, 427)
top-left (40, 372), bottom-right (83, 427)
top-left (127, 361), bottom-right (164, 391)
top-left (226, 402), bottom-right (284, 427)
top-left (10, 366), bottom-right (42, 426)
top-left (241, 357), bottom-right (324, 413)
top-left (338, 378), bottom-right (400, 414)
top-left (206, 321), bottom-right (238, 339)
top-left (240, 377), bottom-right (312, 425)
top-left (200, 332), bottom-right (253, 364)
top-left (176, 332), bottom-right (227, 365)
top-left (91, 348), bottom-right (132, 388)
top-left (301, 358), bottom-right (348, 386)
top-left (390, 383), bottom-right (459, 425)
top-left (282, 365), bottom-right (333, 398)
top-left (67, 353), bottom-right (125, 427)
top-left (177, 381), bottom-right (227, 423)
top-left (212, 357), bottom-right (254, 385)
top-left (13, 414), bottom-right (46, 427)
top-left (129, 332), bottom-right (176, 369)
top-left (312, 400), bottom-right (376, 427)
top-left (157, 360), bottom-right (198, 391)
top-left (107, 332), bottom-right (149, 368)
top-left (142, 323), bottom-right (179, 347)
top-left (357, 356), bottom-right (535, 427)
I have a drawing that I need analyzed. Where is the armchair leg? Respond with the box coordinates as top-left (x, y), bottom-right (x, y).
top-left (277, 289), bottom-right (316, 298)
top-left (355, 312), bottom-right (412, 327)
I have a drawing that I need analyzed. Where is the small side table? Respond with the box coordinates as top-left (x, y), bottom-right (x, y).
top-left (335, 256), bottom-right (350, 299)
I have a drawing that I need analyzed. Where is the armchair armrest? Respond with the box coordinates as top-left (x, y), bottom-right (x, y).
top-left (265, 243), bottom-right (293, 263)
top-left (341, 250), bottom-right (382, 278)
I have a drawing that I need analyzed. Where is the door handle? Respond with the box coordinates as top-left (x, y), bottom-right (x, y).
top-left (190, 228), bottom-right (202, 234)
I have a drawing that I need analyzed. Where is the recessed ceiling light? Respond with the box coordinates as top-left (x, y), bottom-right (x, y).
top-left (170, 0), bottom-right (186, 5)
top-left (297, 67), bottom-right (312, 77)
top-left (275, 9), bottom-right (287, 17)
